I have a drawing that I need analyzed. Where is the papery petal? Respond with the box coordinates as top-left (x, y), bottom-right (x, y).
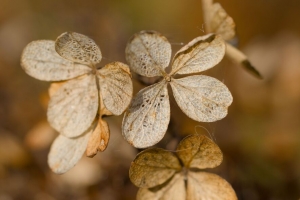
top-left (122, 81), bottom-right (170, 148)
top-left (170, 75), bottom-right (232, 122)
top-left (47, 74), bottom-right (98, 137)
top-left (21, 40), bottom-right (90, 81)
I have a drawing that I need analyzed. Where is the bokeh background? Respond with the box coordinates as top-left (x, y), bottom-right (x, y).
top-left (0, 0), bottom-right (300, 199)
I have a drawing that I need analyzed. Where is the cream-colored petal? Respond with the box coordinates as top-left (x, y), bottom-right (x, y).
top-left (47, 74), bottom-right (98, 137)
top-left (55, 32), bottom-right (102, 65)
top-left (137, 173), bottom-right (186, 200)
top-left (97, 62), bottom-right (133, 115)
top-left (187, 171), bottom-right (237, 200)
top-left (122, 81), bottom-right (170, 148)
top-left (170, 75), bottom-right (232, 122)
top-left (176, 134), bottom-right (222, 169)
top-left (125, 30), bottom-right (171, 77)
top-left (202, 0), bottom-right (236, 41)
top-left (21, 40), bottom-right (90, 81)
top-left (170, 34), bottom-right (225, 75)
top-left (226, 43), bottom-right (262, 78)
top-left (130, 148), bottom-right (181, 188)
top-left (86, 118), bottom-right (110, 157)
top-left (48, 125), bottom-right (94, 174)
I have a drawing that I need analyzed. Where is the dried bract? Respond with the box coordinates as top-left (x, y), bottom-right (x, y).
top-left (21, 32), bottom-right (133, 173)
top-left (202, 0), bottom-right (262, 78)
top-left (123, 31), bottom-right (232, 148)
top-left (130, 134), bottom-right (237, 200)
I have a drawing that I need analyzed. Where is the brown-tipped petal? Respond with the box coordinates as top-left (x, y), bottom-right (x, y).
top-left (170, 34), bottom-right (225, 75)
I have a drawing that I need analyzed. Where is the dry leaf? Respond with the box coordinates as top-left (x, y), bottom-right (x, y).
top-left (130, 134), bottom-right (237, 200)
top-left (123, 31), bottom-right (232, 148)
top-left (86, 118), bottom-right (110, 157)
top-left (201, 0), bottom-right (262, 78)
top-left (21, 32), bottom-right (133, 173)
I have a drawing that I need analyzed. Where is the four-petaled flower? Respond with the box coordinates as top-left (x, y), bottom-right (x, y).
top-left (21, 32), bottom-right (133, 173)
top-left (122, 31), bottom-right (233, 148)
top-left (129, 134), bottom-right (237, 200)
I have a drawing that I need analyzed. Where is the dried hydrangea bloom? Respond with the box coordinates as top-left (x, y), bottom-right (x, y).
top-left (129, 134), bottom-right (237, 200)
top-left (202, 0), bottom-right (262, 78)
top-left (122, 31), bottom-right (233, 148)
top-left (21, 32), bottom-right (133, 173)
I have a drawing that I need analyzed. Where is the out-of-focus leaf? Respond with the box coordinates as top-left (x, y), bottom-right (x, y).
top-left (137, 173), bottom-right (186, 200)
top-left (176, 134), bottom-right (223, 169)
top-left (129, 148), bottom-right (181, 188)
top-left (187, 171), bottom-right (237, 200)
top-left (48, 124), bottom-right (95, 174)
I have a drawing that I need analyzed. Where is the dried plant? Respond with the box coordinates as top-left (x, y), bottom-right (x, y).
top-left (129, 134), bottom-right (237, 200)
top-left (202, 0), bottom-right (262, 78)
top-left (122, 31), bottom-right (233, 148)
top-left (21, 32), bottom-right (133, 173)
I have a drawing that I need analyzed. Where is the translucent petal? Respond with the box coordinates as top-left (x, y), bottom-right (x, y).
top-left (137, 173), bottom-right (186, 200)
top-left (86, 118), bottom-right (110, 157)
top-left (170, 75), bottom-right (232, 122)
top-left (170, 34), bottom-right (225, 75)
top-left (202, 0), bottom-right (236, 41)
top-left (176, 134), bottom-right (223, 169)
top-left (47, 74), bottom-right (99, 137)
top-left (130, 148), bottom-right (181, 188)
top-left (21, 40), bottom-right (90, 81)
top-left (122, 81), bottom-right (170, 148)
top-left (226, 43), bottom-right (262, 79)
top-left (55, 32), bottom-right (102, 65)
top-left (97, 62), bottom-right (133, 115)
top-left (48, 125), bottom-right (94, 174)
top-left (125, 30), bottom-right (171, 77)
top-left (187, 171), bottom-right (237, 200)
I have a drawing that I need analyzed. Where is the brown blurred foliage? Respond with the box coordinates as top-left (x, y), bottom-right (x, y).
top-left (0, 0), bottom-right (300, 199)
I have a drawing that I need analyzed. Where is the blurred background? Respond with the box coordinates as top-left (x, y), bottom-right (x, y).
top-left (0, 0), bottom-right (300, 199)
